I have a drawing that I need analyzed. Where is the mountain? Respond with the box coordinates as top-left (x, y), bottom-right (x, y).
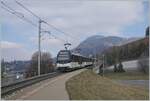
top-left (74, 35), bottom-right (139, 57)
top-left (118, 37), bottom-right (141, 46)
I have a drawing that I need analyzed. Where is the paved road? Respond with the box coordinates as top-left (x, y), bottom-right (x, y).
top-left (6, 69), bottom-right (85, 100)
top-left (116, 80), bottom-right (149, 89)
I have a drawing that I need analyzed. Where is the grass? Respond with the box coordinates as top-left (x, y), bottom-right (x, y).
top-left (104, 71), bottom-right (149, 80)
top-left (66, 70), bottom-right (149, 100)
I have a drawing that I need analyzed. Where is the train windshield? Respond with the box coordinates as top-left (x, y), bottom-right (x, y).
top-left (57, 51), bottom-right (70, 62)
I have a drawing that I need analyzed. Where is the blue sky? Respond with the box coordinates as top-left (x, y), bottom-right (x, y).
top-left (1, 0), bottom-right (149, 61)
top-left (122, 1), bottom-right (149, 37)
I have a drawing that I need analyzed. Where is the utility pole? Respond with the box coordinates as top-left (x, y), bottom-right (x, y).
top-left (37, 20), bottom-right (51, 76)
top-left (38, 19), bottom-right (42, 76)
top-left (103, 54), bottom-right (105, 77)
top-left (93, 49), bottom-right (97, 73)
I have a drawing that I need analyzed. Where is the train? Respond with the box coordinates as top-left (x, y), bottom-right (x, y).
top-left (56, 50), bottom-right (94, 72)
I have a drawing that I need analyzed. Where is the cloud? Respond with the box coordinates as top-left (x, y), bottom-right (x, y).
top-left (30, 35), bottom-right (65, 56)
top-left (1, 0), bottom-right (146, 60)
top-left (2, 0), bottom-right (144, 36)
top-left (1, 41), bottom-right (22, 49)
top-left (1, 41), bottom-right (32, 61)
top-left (17, 0), bottom-right (144, 41)
top-left (25, 0), bottom-right (144, 36)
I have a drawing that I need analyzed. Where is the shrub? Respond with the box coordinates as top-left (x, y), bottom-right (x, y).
top-left (138, 58), bottom-right (149, 74)
top-left (118, 62), bottom-right (125, 72)
top-left (113, 64), bottom-right (118, 72)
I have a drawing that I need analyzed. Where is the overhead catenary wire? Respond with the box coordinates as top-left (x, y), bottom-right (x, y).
top-left (15, 0), bottom-right (78, 41)
top-left (15, 0), bottom-right (41, 20)
top-left (1, 1), bottom-right (16, 12)
top-left (43, 21), bottom-right (76, 40)
top-left (2, 0), bottom-right (68, 76)
top-left (40, 30), bottom-right (66, 43)
top-left (1, 1), bottom-right (37, 27)
top-left (1, 1), bottom-right (66, 43)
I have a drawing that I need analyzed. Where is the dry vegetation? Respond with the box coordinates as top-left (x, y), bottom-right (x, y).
top-left (66, 70), bottom-right (149, 100)
top-left (104, 71), bottom-right (149, 80)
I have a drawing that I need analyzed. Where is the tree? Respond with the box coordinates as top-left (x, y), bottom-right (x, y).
top-left (113, 63), bottom-right (118, 72)
top-left (26, 51), bottom-right (54, 78)
top-left (118, 61), bottom-right (125, 72)
top-left (146, 26), bottom-right (149, 37)
top-left (41, 52), bottom-right (53, 74)
top-left (103, 46), bottom-right (119, 66)
top-left (138, 46), bottom-right (149, 74)
top-left (1, 59), bottom-right (6, 78)
top-left (138, 58), bottom-right (149, 74)
top-left (110, 46), bottom-right (119, 65)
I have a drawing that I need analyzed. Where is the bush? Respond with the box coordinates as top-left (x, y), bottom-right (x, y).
top-left (138, 58), bottom-right (149, 74)
top-left (138, 46), bottom-right (149, 74)
top-left (118, 62), bottom-right (125, 72)
top-left (113, 64), bottom-right (118, 72)
top-left (113, 62), bottom-right (125, 73)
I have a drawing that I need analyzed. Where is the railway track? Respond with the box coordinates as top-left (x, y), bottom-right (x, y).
top-left (1, 72), bottom-right (61, 97)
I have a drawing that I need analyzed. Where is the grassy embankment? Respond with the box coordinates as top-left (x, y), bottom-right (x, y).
top-left (66, 70), bottom-right (149, 100)
top-left (104, 71), bottom-right (149, 80)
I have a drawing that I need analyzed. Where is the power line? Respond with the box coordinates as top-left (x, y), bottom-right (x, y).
top-left (1, 1), bottom-right (37, 27)
top-left (51, 34), bottom-right (66, 43)
top-left (43, 21), bottom-right (76, 40)
top-left (15, 0), bottom-right (72, 42)
top-left (41, 30), bottom-right (66, 42)
top-left (1, 1), bottom-right (16, 12)
top-left (2, 0), bottom-right (67, 76)
top-left (15, 0), bottom-right (78, 41)
top-left (15, 0), bottom-right (41, 20)
top-left (1, 5), bottom-right (14, 14)
top-left (1, 1), bottom-right (66, 43)
top-left (40, 29), bottom-right (66, 43)
top-left (1, 6), bottom-right (37, 27)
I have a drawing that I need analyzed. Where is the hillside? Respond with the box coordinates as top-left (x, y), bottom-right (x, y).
top-left (102, 37), bottom-right (149, 66)
top-left (74, 35), bottom-right (139, 56)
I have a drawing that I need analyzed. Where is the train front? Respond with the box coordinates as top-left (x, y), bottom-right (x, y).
top-left (56, 50), bottom-right (71, 72)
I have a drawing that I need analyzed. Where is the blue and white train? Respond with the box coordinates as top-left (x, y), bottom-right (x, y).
top-left (56, 50), bottom-right (94, 72)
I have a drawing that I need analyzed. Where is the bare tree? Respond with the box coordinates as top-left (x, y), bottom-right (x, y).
top-left (26, 51), bottom-right (54, 78)
top-left (41, 52), bottom-right (53, 74)
top-left (1, 59), bottom-right (6, 78)
top-left (138, 48), bottom-right (149, 74)
top-left (146, 26), bottom-right (149, 37)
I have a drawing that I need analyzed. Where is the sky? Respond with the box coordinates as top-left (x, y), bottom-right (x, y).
top-left (1, 0), bottom-right (149, 61)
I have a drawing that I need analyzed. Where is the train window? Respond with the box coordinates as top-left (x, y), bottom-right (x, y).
top-left (59, 51), bottom-right (69, 54)
top-left (57, 57), bottom-right (69, 61)
top-left (57, 51), bottom-right (70, 61)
